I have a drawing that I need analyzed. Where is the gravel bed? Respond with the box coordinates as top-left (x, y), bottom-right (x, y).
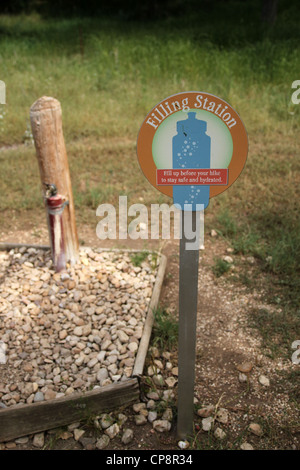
top-left (0, 247), bottom-right (158, 407)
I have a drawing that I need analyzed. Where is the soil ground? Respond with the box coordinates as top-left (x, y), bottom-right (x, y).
top-left (0, 210), bottom-right (299, 451)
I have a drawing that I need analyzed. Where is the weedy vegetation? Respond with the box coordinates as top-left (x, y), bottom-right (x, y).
top-left (152, 307), bottom-right (178, 351)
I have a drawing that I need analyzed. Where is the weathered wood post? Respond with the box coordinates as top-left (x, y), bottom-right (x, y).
top-left (30, 96), bottom-right (79, 267)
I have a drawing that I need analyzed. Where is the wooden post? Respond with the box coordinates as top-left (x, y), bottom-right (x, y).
top-left (30, 96), bottom-right (79, 266)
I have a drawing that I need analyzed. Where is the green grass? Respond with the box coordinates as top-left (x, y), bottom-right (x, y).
top-left (216, 211), bottom-right (263, 258)
top-left (215, 207), bottom-right (300, 302)
top-left (130, 250), bottom-right (149, 267)
top-left (0, 5), bottom-right (299, 145)
top-left (277, 370), bottom-right (300, 407)
top-left (215, 206), bottom-right (300, 358)
top-left (212, 257), bottom-right (231, 277)
top-left (249, 307), bottom-right (300, 359)
top-left (152, 307), bottom-right (178, 351)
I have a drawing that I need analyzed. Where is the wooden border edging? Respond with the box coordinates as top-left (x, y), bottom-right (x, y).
top-left (0, 245), bottom-right (167, 443)
top-left (132, 253), bottom-right (167, 377)
top-left (0, 243), bottom-right (50, 251)
top-left (0, 379), bottom-right (139, 443)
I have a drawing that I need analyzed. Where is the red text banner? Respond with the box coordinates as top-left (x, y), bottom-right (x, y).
top-left (156, 168), bottom-right (228, 186)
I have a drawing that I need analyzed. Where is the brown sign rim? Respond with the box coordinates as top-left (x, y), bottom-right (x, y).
top-left (137, 91), bottom-right (248, 199)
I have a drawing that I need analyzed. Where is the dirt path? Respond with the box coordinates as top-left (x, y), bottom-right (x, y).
top-left (0, 218), bottom-right (299, 450)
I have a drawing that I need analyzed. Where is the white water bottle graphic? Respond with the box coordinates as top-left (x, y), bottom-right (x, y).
top-left (172, 112), bottom-right (211, 210)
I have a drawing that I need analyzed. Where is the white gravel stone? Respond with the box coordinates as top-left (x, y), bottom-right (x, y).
top-left (214, 427), bottom-right (226, 440)
top-left (178, 440), bottom-right (189, 449)
top-left (202, 416), bottom-right (214, 431)
top-left (241, 442), bottom-right (254, 450)
top-left (0, 248), bottom-right (157, 407)
top-left (165, 376), bottom-right (177, 388)
top-left (216, 408), bottom-right (229, 424)
top-left (105, 423), bottom-right (120, 439)
top-left (133, 402), bottom-right (146, 413)
top-left (128, 342), bottom-right (138, 352)
top-left (148, 411), bottom-right (157, 423)
top-left (87, 357), bottom-right (98, 368)
top-left (74, 429), bottom-right (85, 441)
top-left (134, 414), bottom-right (147, 425)
top-left (32, 432), bottom-right (45, 448)
top-left (152, 374), bottom-right (165, 387)
top-left (147, 365), bottom-right (156, 376)
top-left (121, 428), bottom-right (134, 445)
top-left (223, 255), bottom-right (233, 263)
top-left (15, 437), bottom-right (29, 445)
top-left (100, 414), bottom-right (114, 430)
top-left (162, 408), bottom-right (173, 421)
top-left (96, 434), bottom-right (110, 449)
top-left (259, 375), bottom-right (270, 387)
top-left (153, 420), bottom-right (171, 433)
top-left (197, 404), bottom-right (215, 418)
top-left (120, 330), bottom-right (130, 343)
top-left (146, 399), bottom-right (156, 410)
top-left (249, 423), bottom-right (263, 436)
top-left (73, 326), bottom-right (83, 336)
top-left (33, 391), bottom-right (44, 402)
top-left (239, 373), bottom-right (248, 383)
top-left (163, 390), bottom-right (174, 401)
top-left (118, 413), bottom-right (128, 426)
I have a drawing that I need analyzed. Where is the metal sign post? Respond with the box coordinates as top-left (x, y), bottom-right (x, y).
top-left (137, 91), bottom-right (248, 442)
top-left (177, 210), bottom-right (200, 439)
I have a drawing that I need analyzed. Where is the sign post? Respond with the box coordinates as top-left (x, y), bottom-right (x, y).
top-left (137, 91), bottom-right (248, 440)
top-left (177, 210), bottom-right (200, 439)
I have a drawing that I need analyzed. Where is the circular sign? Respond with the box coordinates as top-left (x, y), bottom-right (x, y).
top-left (137, 91), bottom-right (248, 209)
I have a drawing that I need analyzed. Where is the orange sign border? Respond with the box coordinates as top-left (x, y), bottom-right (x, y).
top-left (137, 91), bottom-right (248, 199)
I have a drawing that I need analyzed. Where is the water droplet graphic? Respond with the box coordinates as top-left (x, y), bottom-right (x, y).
top-left (172, 113), bottom-right (211, 210)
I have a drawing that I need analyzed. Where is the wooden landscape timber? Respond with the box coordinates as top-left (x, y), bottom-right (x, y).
top-left (132, 253), bottom-right (167, 377)
top-left (0, 379), bottom-right (139, 443)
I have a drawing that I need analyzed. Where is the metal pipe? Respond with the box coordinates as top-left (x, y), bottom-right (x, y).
top-left (44, 183), bottom-right (67, 272)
